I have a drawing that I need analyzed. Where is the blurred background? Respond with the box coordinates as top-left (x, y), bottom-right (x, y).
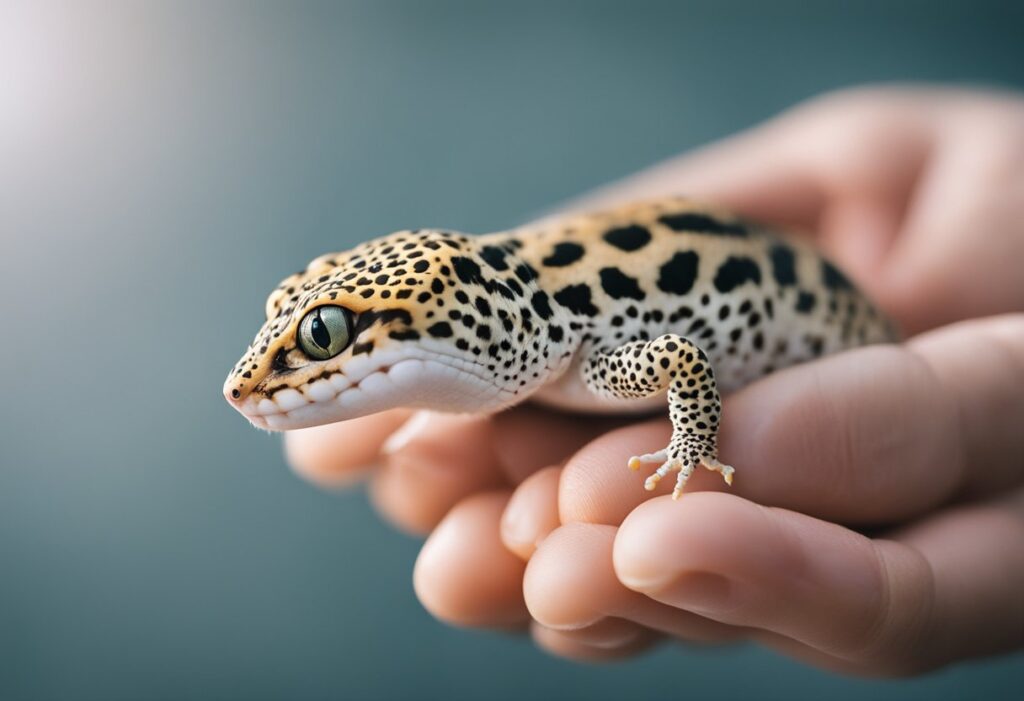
top-left (2, 1), bottom-right (1023, 699)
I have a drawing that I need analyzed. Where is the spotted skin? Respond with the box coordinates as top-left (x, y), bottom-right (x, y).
top-left (585, 335), bottom-right (734, 498)
top-left (225, 198), bottom-right (896, 498)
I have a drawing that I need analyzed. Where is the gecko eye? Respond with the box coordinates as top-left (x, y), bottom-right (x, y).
top-left (297, 306), bottom-right (353, 360)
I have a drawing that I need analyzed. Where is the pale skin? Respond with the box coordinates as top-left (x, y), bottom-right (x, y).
top-left (283, 87), bottom-right (1024, 675)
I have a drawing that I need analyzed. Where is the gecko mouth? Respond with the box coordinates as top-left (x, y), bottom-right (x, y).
top-left (231, 348), bottom-right (507, 431)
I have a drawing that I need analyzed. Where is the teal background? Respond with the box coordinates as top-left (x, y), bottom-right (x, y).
top-left (1, 1), bottom-right (1023, 699)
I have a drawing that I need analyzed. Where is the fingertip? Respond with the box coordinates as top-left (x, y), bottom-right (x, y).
top-left (523, 523), bottom-right (622, 630)
top-left (413, 491), bottom-right (528, 629)
top-left (501, 466), bottom-right (562, 560)
top-left (525, 515), bottom-right (744, 645)
top-left (613, 493), bottom-right (758, 596)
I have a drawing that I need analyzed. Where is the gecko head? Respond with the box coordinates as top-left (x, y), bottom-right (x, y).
top-left (223, 229), bottom-right (561, 431)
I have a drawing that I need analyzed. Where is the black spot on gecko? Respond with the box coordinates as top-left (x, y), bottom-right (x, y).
top-left (713, 256), bottom-right (761, 293)
top-left (658, 212), bottom-right (748, 237)
top-left (480, 245), bottom-right (510, 271)
top-left (413, 260), bottom-right (430, 273)
top-left (492, 282), bottom-right (516, 300)
top-left (796, 291), bottom-right (816, 313)
top-left (352, 341), bottom-right (374, 356)
top-left (426, 322), bottom-right (453, 338)
top-left (822, 260), bottom-right (853, 290)
top-left (599, 267), bottom-right (645, 300)
top-left (769, 244), bottom-right (797, 286)
top-left (531, 291), bottom-right (554, 320)
top-left (553, 284), bottom-right (599, 317)
top-left (542, 242), bottom-right (585, 267)
top-left (389, 329), bottom-right (420, 341)
top-left (452, 256), bottom-right (485, 285)
top-left (514, 263), bottom-right (538, 284)
top-left (474, 297), bottom-right (492, 317)
top-left (603, 225), bottom-right (652, 251)
top-left (657, 251), bottom-right (699, 295)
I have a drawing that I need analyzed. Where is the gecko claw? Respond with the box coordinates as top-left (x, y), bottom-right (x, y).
top-left (700, 457), bottom-right (735, 486)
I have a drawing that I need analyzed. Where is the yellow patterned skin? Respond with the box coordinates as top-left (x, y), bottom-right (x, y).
top-left (224, 198), bottom-right (895, 496)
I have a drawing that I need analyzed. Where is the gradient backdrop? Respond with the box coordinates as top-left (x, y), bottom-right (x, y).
top-left (2, 2), bottom-right (1023, 699)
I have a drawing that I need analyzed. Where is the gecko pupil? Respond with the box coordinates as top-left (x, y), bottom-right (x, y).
top-left (310, 314), bottom-right (331, 349)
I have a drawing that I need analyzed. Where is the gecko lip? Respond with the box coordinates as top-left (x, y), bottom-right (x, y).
top-left (237, 365), bottom-right (394, 420)
top-left (232, 365), bottom-right (393, 427)
top-left (230, 348), bottom-right (506, 431)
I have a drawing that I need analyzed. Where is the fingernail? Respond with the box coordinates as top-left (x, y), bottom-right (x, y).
top-left (382, 410), bottom-right (433, 454)
top-left (500, 506), bottom-right (530, 548)
top-left (501, 500), bottom-right (543, 558)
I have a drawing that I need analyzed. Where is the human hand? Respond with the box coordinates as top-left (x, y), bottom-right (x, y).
top-left (284, 86), bottom-right (1024, 674)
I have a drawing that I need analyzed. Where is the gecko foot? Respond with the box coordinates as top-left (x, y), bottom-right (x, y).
top-left (628, 450), bottom-right (735, 499)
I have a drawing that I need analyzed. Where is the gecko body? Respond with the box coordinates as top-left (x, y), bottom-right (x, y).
top-left (225, 199), bottom-right (895, 497)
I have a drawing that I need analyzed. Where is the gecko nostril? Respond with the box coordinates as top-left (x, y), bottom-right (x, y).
top-left (231, 389), bottom-right (241, 399)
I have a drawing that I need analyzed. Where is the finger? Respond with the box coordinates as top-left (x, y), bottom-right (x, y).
top-left (372, 406), bottom-right (620, 534)
top-left (561, 315), bottom-right (1024, 526)
top-left (906, 314), bottom-right (1024, 497)
top-left (562, 345), bottom-right (956, 525)
top-left (613, 493), bottom-right (928, 673)
top-left (413, 491), bottom-right (529, 629)
top-left (892, 486), bottom-right (1024, 670)
top-left (530, 621), bottom-right (660, 663)
top-left (501, 466), bottom-right (562, 560)
top-left (370, 414), bottom-right (507, 534)
top-left (566, 88), bottom-right (936, 298)
top-left (490, 406), bottom-right (624, 484)
top-left (284, 409), bottom-right (412, 488)
top-left (615, 490), bottom-right (1024, 675)
top-left (879, 95), bottom-right (1024, 333)
top-left (562, 115), bottom-right (825, 229)
top-left (523, 523), bottom-right (742, 643)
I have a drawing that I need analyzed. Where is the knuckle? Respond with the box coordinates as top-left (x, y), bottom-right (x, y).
top-left (846, 541), bottom-right (938, 675)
